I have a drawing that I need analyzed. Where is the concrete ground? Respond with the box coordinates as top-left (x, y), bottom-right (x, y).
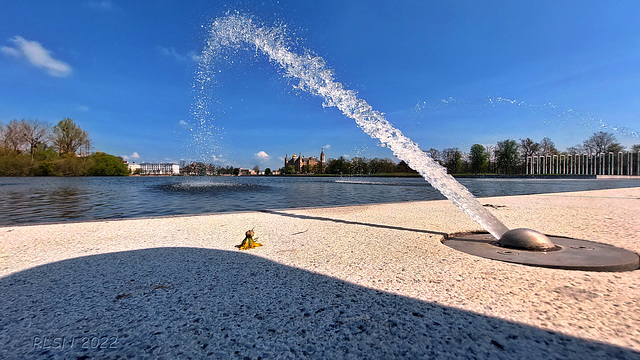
top-left (0, 187), bottom-right (639, 359)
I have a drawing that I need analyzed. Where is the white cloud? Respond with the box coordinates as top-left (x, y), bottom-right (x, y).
top-left (255, 151), bottom-right (270, 160)
top-left (1, 46), bottom-right (19, 57)
top-left (1, 36), bottom-right (72, 77)
top-left (323, 144), bottom-right (331, 149)
top-left (76, 105), bottom-right (90, 112)
top-left (343, 154), bottom-right (350, 159)
top-left (178, 120), bottom-right (188, 126)
top-left (122, 152), bottom-right (140, 161)
top-left (158, 46), bottom-right (201, 63)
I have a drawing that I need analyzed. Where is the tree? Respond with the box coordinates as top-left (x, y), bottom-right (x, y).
top-left (469, 144), bottom-right (488, 173)
top-left (52, 118), bottom-right (90, 156)
top-left (632, 144), bottom-right (640, 152)
top-left (485, 145), bottom-right (496, 173)
top-left (325, 157), bottom-right (350, 175)
top-left (368, 158), bottom-right (396, 174)
top-left (565, 145), bottom-right (581, 155)
top-left (495, 139), bottom-right (520, 174)
top-left (519, 138), bottom-right (540, 159)
top-left (252, 165), bottom-right (260, 174)
top-left (264, 168), bottom-right (272, 176)
top-left (442, 148), bottom-right (462, 174)
top-left (34, 160), bottom-right (56, 176)
top-left (425, 148), bottom-right (442, 165)
top-left (86, 152), bottom-right (129, 176)
top-left (583, 131), bottom-right (619, 154)
top-left (21, 119), bottom-right (50, 161)
top-left (351, 157), bottom-right (369, 174)
top-left (2, 119), bottom-right (26, 153)
top-left (607, 143), bottom-right (624, 154)
top-left (539, 137), bottom-right (558, 155)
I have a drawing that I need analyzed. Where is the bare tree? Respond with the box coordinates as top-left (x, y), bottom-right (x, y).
top-left (483, 145), bottom-right (496, 173)
top-left (565, 145), bottom-right (582, 155)
top-left (3, 119), bottom-right (27, 153)
top-left (519, 138), bottom-right (540, 159)
top-left (21, 119), bottom-right (51, 160)
top-left (539, 137), bottom-right (558, 155)
top-left (583, 131), bottom-right (619, 154)
top-left (425, 148), bottom-right (442, 164)
top-left (79, 138), bottom-right (92, 157)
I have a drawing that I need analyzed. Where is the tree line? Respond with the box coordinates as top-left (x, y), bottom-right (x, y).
top-left (279, 131), bottom-right (639, 176)
top-left (179, 163), bottom-right (272, 176)
top-left (321, 157), bottom-right (417, 175)
top-left (429, 132), bottom-right (640, 175)
top-left (0, 118), bottom-right (128, 176)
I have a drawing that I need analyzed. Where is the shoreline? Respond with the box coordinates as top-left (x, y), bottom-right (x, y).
top-left (4, 173), bottom-right (640, 178)
top-left (1, 187), bottom-right (639, 358)
top-left (2, 184), bottom-right (640, 229)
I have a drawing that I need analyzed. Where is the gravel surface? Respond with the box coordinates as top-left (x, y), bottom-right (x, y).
top-left (0, 187), bottom-right (639, 359)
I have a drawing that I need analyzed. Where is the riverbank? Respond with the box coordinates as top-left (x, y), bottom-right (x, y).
top-left (1, 188), bottom-right (639, 358)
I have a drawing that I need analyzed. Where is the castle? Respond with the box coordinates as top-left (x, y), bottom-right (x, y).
top-left (284, 148), bottom-right (325, 173)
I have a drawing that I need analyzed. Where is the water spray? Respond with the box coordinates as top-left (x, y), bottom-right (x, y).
top-left (194, 13), bottom-right (638, 271)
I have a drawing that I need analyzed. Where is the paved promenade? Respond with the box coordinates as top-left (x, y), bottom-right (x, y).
top-left (0, 188), bottom-right (639, 359)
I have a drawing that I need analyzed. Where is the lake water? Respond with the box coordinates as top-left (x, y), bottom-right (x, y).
top-left (1, 176), bottom-right (639, 226)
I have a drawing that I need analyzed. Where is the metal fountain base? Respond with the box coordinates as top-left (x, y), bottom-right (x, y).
top-left (443, 228), bottom-right (640, 272)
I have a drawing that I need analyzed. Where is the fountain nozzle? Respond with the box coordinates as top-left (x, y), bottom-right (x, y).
top-left (497, 228), bottom-right (556, 251)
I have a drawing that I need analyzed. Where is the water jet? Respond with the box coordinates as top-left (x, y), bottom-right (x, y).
top-left (195, 13), bottom-right (639, 272)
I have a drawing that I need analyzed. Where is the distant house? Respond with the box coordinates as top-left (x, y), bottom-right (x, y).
top-left (126, 162), bottom-right (141, 174)
top-left (236, 168), bottom-right (256, 176)
top-left (128, 162), bottom-right (179, 175)
top-left (284, 148), bottom-right (325, 173)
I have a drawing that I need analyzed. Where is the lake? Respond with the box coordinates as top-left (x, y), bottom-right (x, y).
top-left (1, 176), bottom-right (639, 226)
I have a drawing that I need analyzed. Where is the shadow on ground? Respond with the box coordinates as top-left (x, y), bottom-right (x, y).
top-left (260, 209), bottom-right (450, 237)
top-left (0, 248), bottom-right (637, 359)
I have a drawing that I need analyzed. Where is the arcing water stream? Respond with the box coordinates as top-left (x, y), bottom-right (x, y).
top-left (194, 14), bottom-right (510, 239)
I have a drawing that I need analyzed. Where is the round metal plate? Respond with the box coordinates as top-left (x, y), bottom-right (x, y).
top-left (443, 233), bottom-right (640, 272)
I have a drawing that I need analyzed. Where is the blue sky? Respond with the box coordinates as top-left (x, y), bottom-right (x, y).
top-left (2, 1), bottom-right (640, 170)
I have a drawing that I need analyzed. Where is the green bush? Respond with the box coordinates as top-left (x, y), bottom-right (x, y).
top-left (85, 152), bottom-right (128, 176)
top-left (0, 154), bottom-right (32, 176)
top-left (54, 154), bottom-right (86, 176)
top-left (34, 161), bottom-right (56, 176)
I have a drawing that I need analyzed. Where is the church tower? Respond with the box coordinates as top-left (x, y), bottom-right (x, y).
top-left (320, 147), bottom-right (325, 173)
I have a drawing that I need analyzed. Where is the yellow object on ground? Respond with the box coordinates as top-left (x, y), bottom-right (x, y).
top-left (236, 229), bottom-right (262, 250)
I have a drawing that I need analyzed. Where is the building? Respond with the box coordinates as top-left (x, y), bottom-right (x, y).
top-left (236, 168), bottom-right (256, 176)
top-left (126, 162), bottom-right (141, 174)
top-left (128, 162), bottom-right (179, 175)
top-left (284, 148), bottom-right (325, 174)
